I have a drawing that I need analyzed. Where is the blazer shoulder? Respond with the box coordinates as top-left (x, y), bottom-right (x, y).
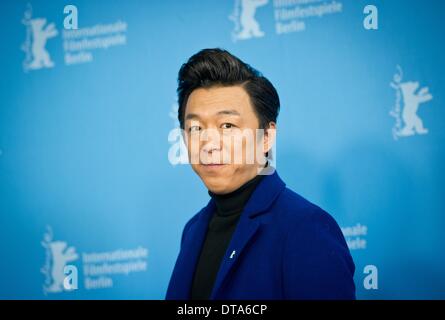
top-left (275, 187), bottom-right (329, 224)
top-left (275, 187), bottom-right (351, 254)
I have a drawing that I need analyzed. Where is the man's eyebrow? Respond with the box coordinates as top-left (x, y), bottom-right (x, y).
top-left (216, 109), bottom-right (241, 116)
top-left (185, 109), bottom-right (241, 121)
top-left (185, 113), bottom-right (200, 121)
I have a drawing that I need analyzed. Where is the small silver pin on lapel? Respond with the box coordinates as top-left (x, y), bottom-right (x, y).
top-left (230, 250), bottom-right (236, 259)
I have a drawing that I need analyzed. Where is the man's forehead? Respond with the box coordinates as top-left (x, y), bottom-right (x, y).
top-left (185, 86), bottom-right (251, 117)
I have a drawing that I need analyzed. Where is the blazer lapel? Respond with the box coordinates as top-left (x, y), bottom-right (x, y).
top-left (210, 170), bottom-right (286, 299)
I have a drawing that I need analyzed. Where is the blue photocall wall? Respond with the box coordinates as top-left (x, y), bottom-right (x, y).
top-left (0, 0), bottom-right (444, 299)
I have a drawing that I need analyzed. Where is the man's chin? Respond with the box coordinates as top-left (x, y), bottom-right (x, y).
top-left (205, 183), bottom-right (233, 195)
top-left (195, 166), bottom-right (234, 193)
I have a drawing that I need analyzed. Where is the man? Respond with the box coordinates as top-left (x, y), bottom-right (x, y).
top-left (166, 48), bottom-right (355, 300)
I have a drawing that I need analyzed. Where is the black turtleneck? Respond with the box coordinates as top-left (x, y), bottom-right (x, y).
top-left (190, 173), bottom-right (264, 300)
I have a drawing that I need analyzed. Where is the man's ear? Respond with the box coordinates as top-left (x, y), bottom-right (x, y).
top-left (263, 122), bottom-right (276, 155)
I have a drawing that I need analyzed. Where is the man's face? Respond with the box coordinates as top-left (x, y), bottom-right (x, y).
top-left (183, 86), bottom-right (274, 194)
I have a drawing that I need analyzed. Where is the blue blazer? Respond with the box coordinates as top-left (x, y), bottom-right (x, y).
top-left (166, 170), bottom-right (356, 300)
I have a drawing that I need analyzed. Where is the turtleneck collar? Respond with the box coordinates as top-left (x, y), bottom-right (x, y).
top-left (208, 173), bottom-right (265, 217)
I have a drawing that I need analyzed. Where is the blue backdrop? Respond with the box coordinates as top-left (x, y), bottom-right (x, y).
top-left (0, 0), bottom-right (444, 299)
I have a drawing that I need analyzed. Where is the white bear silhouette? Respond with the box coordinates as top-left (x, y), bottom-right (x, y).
top-left (28, 18), bottom-right (58, 69)
top-left (46, 241), bottom-right (78, 293)
top-left (398, 81), bottom-right (433, 136)
top-left (235, 0), bottom-right (268, 40)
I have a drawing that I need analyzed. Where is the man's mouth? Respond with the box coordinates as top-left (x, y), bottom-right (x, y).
top-left (200, 163), bottom-right (227, 169)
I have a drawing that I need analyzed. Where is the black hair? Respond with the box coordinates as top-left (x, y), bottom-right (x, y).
top-left (177, 48), bottom-right (280, 130)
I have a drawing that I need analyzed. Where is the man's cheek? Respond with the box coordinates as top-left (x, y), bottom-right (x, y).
top-left (222, 141), bottom-right (238, 164)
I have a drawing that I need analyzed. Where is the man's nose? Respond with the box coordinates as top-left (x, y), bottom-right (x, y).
top-left (201, 128), bottom-right (222, 153)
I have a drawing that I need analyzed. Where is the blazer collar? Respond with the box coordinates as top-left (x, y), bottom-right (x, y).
top-left (169, 168), bottom-right (286, 299)
top-left (205, 168), bottom-right (286, 298)
top-left (199, 168), bottom-right (286, 222)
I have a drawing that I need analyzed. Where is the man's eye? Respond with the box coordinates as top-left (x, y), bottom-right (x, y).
top-left (221, 123), bottom-right (234, 129)
top-left (189, 126), bottom-right (201, 132)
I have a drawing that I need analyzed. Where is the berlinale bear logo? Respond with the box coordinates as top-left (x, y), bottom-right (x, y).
top-left (390, 65), bottom-right (433, 139)
top-left (41, 226), bottom-right (78, 294)
top-left (230, 0), bottom-right (268, 41)
top-left (21, 4), bottom-right (58, 72)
